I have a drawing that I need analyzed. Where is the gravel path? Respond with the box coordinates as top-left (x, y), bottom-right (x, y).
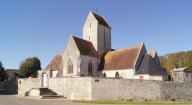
top-left (0, 95), bottom-right (104, 105)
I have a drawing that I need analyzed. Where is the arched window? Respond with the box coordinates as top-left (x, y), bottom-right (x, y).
top-left (115, 72), bottom-right (119, 78)
top-left (90, 23), bottom-right (92, 29)
top-left (88, 62), bottom-right (92, 76)
top-left (50, 70), bottom-right (53, 78)
top-left (67, 59), bottom-right (73, 74)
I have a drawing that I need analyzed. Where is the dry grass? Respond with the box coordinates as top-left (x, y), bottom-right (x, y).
top-left (74, 99), bottom-right (192, 105)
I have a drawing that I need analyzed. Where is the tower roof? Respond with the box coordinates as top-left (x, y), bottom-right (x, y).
top-left (90, 11), bottom-right (111, 28)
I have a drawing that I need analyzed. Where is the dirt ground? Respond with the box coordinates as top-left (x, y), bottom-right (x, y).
top-left (0, 95), bottom-right (105, 105)
top-left (1, 95), bottom-right (192, 105)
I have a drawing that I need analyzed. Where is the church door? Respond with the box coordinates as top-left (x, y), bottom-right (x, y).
top-left (42, 73), bottom-right (48, 87)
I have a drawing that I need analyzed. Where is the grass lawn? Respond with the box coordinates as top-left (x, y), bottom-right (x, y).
top-left (74, 100), bottom-right (192, 105)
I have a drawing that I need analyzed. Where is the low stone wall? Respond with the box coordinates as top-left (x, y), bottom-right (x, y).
top-left (160, 82), bottom-right (192, 100)
top-left (0, 80), bottom-right (18, 94)
top-left (5, 79), bottom-right (18, 94)
top-left (91, 78), bottom-right (161, 100)
top-left (0, 82), bottom-right (6, 93)
top-left (49, 78), bottom-right (92, 100)
top-left (18, 78), bottom-right (40, 96)
top-left (91, 78), bottom-right (192, 100)
top-left (17, 77), bottom-right (192, 100)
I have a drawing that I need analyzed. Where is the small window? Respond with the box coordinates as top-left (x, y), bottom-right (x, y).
top-left (115, 72), bottom-right (119, 78)
top-left (103, 73), bottom-right (106, 77)
top-left (50, 70), bottom-right (53, 78)
top-left (67, 59), bottom-right (73, 74)
top-left (186, 74), bottom-right (188, 77)
top-left (88, 62), bottom-right (92, 76)
top-left (90, 23), bottom-right (92, 28)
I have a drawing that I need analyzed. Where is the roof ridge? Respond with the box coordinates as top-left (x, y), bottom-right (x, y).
top-left (133, 43), bottom-right (146, 69)
top-left (112, 45), bottom-right (142, 52)
top-left (114, 48), bottom-right (131, 51)
top-left (72, 36), bottom-right (92, 44)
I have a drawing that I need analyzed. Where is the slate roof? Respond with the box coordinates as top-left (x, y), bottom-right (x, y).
top-left (136, 54), bottom-right (167, 76)
top-left (73, 36), bottom-right (99, 58)
top-left (45, 54), bottom-right (63, 71)
top-left (92, 12), bottom-right (111, 28)
top-left (102, 44), bottom-right (143, 70)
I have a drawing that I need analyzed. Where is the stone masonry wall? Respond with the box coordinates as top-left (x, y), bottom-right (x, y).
top-left (91, 78), bottom-right (192, 100)
top-left (47, 78), bottom-right (192, 100)
top-left (160, 81), bottom-right (192, 100)
top-left (80, 55), bottom-right (98, 76)
top-left (0, 80), bottom-right (18, 94)
top-left (91, 78), bottom-right (161, 100)
top-left (18, 77), bottom-right (192, 100)
top-left (0, 82), bottom-right (5, 89)
top-left (18, 78), bottom-right (40, 96)
top-left (48, 77), bottom-right (92, 100)
top-left (63, 36), bottom-right (80, 77)
top-left (5, 79), bottom-right (18, 94)
top-left (83, 11), bottom-right (111, 56)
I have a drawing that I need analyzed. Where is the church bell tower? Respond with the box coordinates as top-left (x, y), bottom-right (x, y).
top-left (83, 11), bottom-right (111, 56)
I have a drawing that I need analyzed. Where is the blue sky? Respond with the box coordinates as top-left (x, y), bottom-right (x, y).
top-left (1, 0), bottom-right (192, 69)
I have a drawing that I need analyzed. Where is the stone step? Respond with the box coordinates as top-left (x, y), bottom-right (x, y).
top-left (41, 95), bottom-right (66, 99)
top-left (39, 88), bottom-right (57, 95)
top-left (28, 88), bottom-right (58, 97)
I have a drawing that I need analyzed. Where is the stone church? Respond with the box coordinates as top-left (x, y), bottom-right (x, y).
top-left (42, 11), bottom-right (167, 84)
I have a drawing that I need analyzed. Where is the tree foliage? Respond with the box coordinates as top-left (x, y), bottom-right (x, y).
top-left (19, 57), bottom-right (41, 78)
top-left (159, 50), bottom-right (192, 72)
top-left (0, 61), bottom-right (5, 81)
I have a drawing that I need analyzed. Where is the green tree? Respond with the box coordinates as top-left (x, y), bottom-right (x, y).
top-left (19, 57), bottom-right (41, 78)
top-left (159, 50), bottom-right (192, 72)
top-left (0, 61), bottom-right (5, 81)
top-left (159, 56), bottom-right (166, 68)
